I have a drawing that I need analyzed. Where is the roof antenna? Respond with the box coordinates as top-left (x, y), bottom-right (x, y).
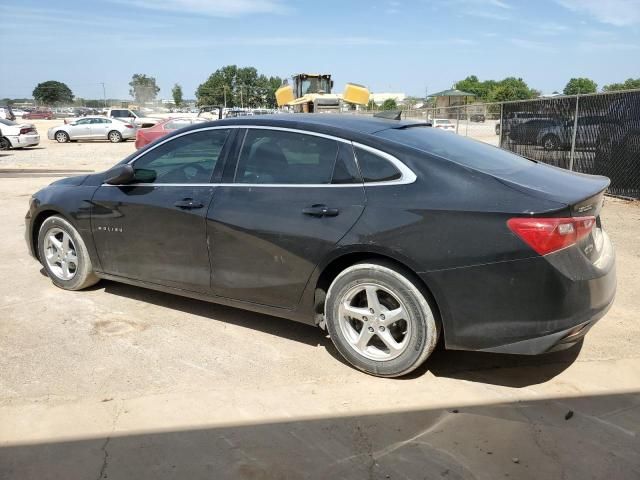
top-left (373, 110), bottom-right (402, 120)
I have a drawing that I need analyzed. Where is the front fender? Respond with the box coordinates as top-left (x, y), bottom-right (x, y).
top-left (26, 183), bottom-right (101, 270)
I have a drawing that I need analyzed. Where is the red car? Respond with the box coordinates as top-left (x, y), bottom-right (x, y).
top-left (23, 109), bottom-right (54, 120)
top-left (135, 117), bottom-right (207, 149)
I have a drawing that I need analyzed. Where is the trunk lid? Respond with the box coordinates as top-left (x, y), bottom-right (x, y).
top-left (494, 162), bottom-right (609, 217)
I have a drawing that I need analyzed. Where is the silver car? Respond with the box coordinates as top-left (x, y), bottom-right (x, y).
top-left (47, 116), bottom-right (137, 143)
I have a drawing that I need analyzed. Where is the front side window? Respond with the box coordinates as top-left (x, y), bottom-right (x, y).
top-left (132, 129), bottom-right (229, 184)
top-left (235, 129), bottom-right (339, 184)
top-left (74, 119), bottom-right (92, 125)
top-left (354, 147), bottom-right (402, 183)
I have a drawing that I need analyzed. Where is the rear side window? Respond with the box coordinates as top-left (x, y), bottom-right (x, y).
top-left (235, 129), bottom-right (338, 184)
top-left (354, 147), bottom-right (401, 183)
top-left (376, 127), bottom-right (535, 175)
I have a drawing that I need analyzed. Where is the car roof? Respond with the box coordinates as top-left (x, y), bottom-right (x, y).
top-left (194, 113), bottom-right (426, 136)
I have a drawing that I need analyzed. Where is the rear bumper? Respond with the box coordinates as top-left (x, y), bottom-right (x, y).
top-left (421, 232), bottom-right (616, 355)
top-left (8, 134), bottom-right (39, 147)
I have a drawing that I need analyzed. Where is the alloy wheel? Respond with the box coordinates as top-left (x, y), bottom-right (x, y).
top-left (337, 283), bottom-right (411, 361)
top-left (44, 228), bottom-right (78, 280)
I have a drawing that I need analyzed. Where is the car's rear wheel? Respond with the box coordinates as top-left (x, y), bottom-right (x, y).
top-left (55, 131), bottom-right (69, 143)
top-left (38, 215), bottom-right (99, 291)
top-left (0, 137), bottom-right (10, 150)
top-left (325, 262), bottom-right (439, 377)
top-left (108, 130), bottom-right (123, 143)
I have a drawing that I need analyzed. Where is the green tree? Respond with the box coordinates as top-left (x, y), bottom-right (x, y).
top-left (563, 77), bottom-right (597, 95)
top-left (32, 81), bottom-right (74, 106)
top-left (381, 98), bottom-right (398, 110)
top-left (172, 83), bottom-right (183, 107)
top-left (454, 75), bottom-right (497, 101)
top-left (128, 74), bottom-right (160, 104)
top-left (196, 65), bottom-right (282, 107)
top-left (603, 78), bottom-right (640, 92)
top-left (486, 77), bottom-right (538, 102)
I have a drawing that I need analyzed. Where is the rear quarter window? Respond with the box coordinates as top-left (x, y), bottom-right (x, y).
top-left (376, 127), bottom-right (535, 175)
top-left (354, 147), bottom-right (401, 182)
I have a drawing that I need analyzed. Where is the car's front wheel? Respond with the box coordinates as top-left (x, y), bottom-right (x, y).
top-left (38, 215), bottom-right (99, 290)
top-left (325, 262), bottom-right (439, 377)
top-left (55, 131), bottom-right (69, 143)
top-left (0, 137), bottom-right (11, 150)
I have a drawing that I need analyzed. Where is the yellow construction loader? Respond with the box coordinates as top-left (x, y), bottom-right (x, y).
top-left (275, 73), bottom-right (370, 113)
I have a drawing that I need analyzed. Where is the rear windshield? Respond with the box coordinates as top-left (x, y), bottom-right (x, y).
top-left (376, 127), bottom-right (535, 175)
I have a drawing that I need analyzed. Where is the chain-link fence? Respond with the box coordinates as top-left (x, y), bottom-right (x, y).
top-left (362, 90), bottom-right (640, 199)
top-left (498, 90), bottom-right (640, 199)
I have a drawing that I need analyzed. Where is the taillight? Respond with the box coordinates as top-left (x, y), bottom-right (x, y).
top-left (19, 127), bottom-right (34, 135)
top-left (507, 216), bottom-right (596, 255)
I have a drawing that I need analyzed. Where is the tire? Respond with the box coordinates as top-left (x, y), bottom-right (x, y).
top-left (37, 215), bottom-right (99, 291)
top-left (108, 130), bottom-right (123, 143)
top-left (0, 137), bottom-right (10, 150)
top-left (541, 134), bottom-right (560, 151)
top-left (325, 262), bottom-right (439, 377)
top-left (55, 131), bottom-right (70, 143)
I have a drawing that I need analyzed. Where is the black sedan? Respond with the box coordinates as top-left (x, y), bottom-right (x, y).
top-left (25, 115), bottom-right (616, 377)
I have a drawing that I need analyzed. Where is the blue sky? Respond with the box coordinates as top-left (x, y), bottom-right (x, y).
top-left (1, 0), bottom-right (639, 101)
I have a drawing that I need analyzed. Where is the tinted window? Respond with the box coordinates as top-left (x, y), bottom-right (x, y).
top-left (74, 119), bottom-right (92, 125)
top-left (0, 118), bottom-right (16, 126)
top-left (355, 147), bottom-right (401, 182)
top-left (332, 144), bottom-right (362, 184)
top-left (235, 129), bottom-right (338, 184)
top-left (376, 127), bottom-right (535, 175)
top-left (133, 129), bottom-right (229, 184)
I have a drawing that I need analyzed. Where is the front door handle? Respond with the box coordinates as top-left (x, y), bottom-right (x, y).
top-left (174, 198), bottom-right (204, 210)
top-left (302, 204), bottom-right (339, 217)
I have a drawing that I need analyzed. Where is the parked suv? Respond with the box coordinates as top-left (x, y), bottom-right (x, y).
top-left (105, 108), bottom-right (160, 128)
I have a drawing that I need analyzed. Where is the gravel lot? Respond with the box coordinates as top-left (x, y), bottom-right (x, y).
top-left (1, 131), bottom-right (639, 479)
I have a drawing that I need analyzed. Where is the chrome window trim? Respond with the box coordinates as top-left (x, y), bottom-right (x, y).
top-left (104, 124), bottom-right (417, 188)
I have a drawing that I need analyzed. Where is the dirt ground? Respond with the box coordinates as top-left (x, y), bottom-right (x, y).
top-left (0, 132), bottom-right (639, 479)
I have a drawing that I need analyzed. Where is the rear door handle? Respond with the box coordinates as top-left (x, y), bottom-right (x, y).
top-left (174, 198), bottom-right (204, 210)
top-left (302, 204), bottom-right (339, 217)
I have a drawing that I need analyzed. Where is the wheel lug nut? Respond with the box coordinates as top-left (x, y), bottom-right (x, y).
top-left (379, 326), bottom-right (385, 331)
top-left (369, 308), bottom-right (375, 314)
top-left (368, 327), bottom-right (374, 333)
top-left (380, 314), bottom-right (385, 320)
top-left (363, 316), bottom-right (368, 321)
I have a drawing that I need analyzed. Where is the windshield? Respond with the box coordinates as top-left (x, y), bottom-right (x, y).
top-left (376, 127), bottom-right (535, 175)
top-left (0, 118), bottom-right (17, 126)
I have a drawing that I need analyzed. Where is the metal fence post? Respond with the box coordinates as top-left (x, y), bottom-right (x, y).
top-left (498, 103), bottom-right (504, 147)
top-left (455, 108), bottom-right (460, 134)
top-left (465, 105), bottom-right (469, 136)
top-left (569, 94), bottom-right (580, 171)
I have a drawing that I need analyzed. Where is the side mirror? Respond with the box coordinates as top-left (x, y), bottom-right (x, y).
top-left (105, 164), bottom-right (135, 185)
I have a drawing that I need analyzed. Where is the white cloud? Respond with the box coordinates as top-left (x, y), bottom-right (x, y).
top-left (112, 0), bottom-right (290, 17)
top-left (557, 0), bottom-right (640, 26)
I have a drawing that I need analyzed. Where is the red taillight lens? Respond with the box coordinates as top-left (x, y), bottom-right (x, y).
top-left (19, 127), bottom-right (34, 135)
top-left (125, 124), bottom-right (134, 129)
top-left (507, 216), bottom-right (595, 255)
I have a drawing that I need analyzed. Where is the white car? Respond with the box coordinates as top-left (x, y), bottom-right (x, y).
top-left (432, 119), bottom-right (456, 131)
top-left (47, 116), bottom-right (136, 143)
top-left (0, 118), bottom-right (40, 149)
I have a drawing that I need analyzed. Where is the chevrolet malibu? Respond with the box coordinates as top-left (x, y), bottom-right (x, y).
top-left (25, 115), bottom-right (616, 377)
